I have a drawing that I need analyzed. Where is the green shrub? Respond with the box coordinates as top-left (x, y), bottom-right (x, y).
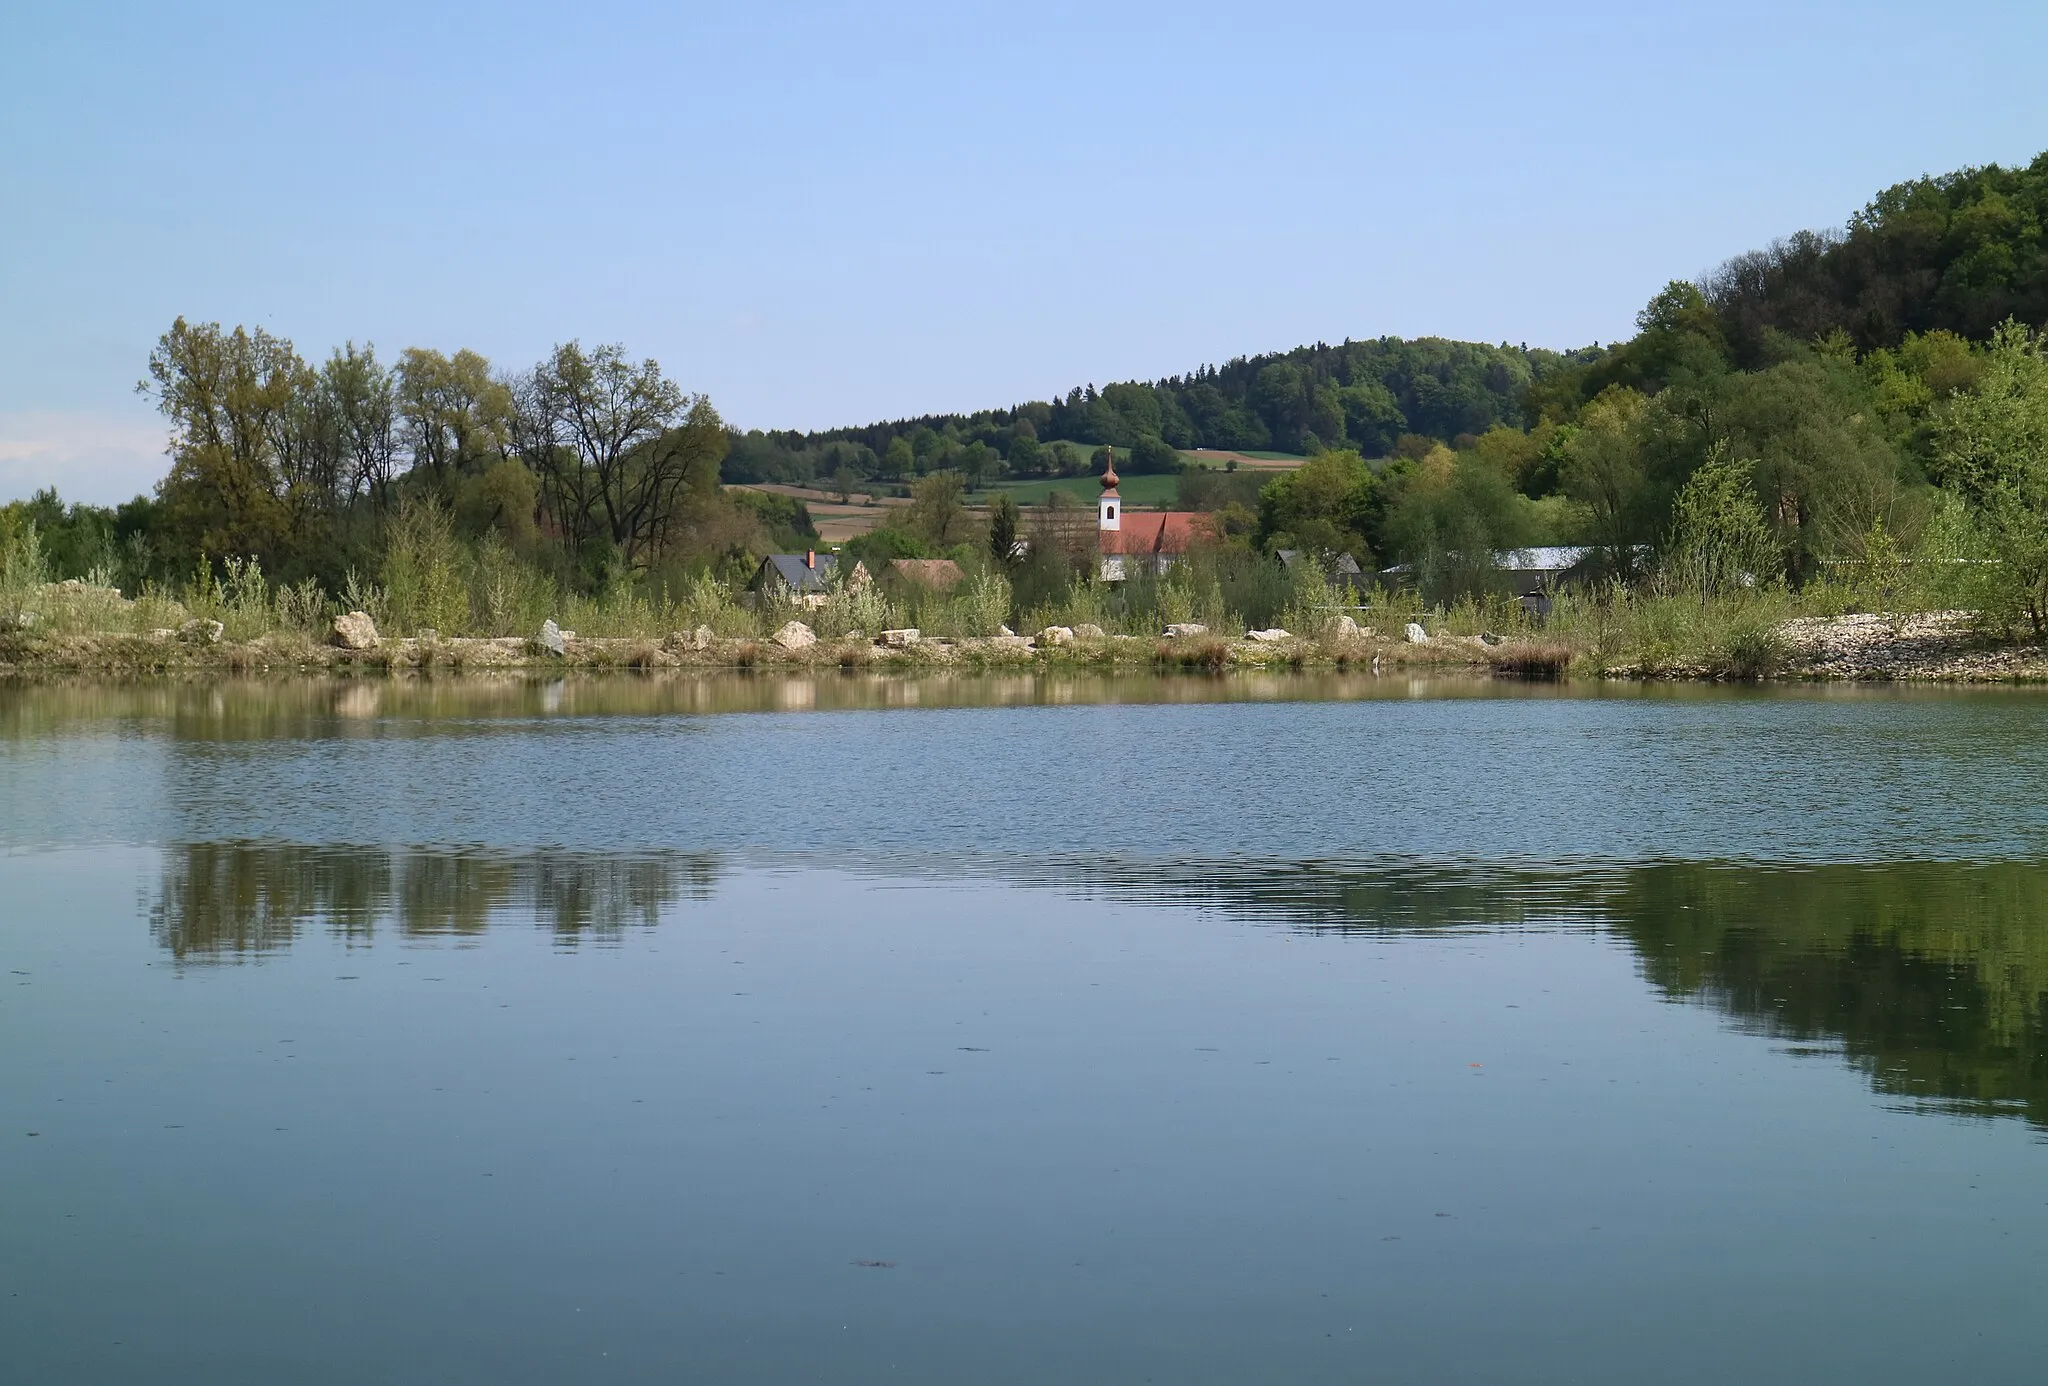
top-left (1716, 621), bottom-right (1788, 680)
top-left (471, 534), bottom-right (555, 635)
top-left (382, 503), bottom-right (469, 635)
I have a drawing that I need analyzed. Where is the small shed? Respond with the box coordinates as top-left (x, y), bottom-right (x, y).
top-left (1277, 549), bottom-right (1368, 595)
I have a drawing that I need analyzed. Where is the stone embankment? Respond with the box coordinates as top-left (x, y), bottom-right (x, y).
top-left (11, 587), bottom-right (2048, 681)
top-left (0, 613), bottom-right (1460, 676)
top-left (1779, 612), bottom-right (2048, 681)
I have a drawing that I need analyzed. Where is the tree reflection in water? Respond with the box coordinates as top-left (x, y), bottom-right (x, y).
top-left (1058, 856), bottom-right (2048, 1130)
top-left (145, 846), bottom-right (2048, 1129)
top-left (150, 842), bottom-right (718, 958)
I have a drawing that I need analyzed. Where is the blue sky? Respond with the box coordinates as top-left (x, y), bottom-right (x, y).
top-left (3, 0), bottom-right (2044, 502)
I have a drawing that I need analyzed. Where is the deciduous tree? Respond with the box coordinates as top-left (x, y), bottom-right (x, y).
top-left (516, 343), bottom-right (725, 569)
top-left (1936, 321), bottom-right (2048, 630)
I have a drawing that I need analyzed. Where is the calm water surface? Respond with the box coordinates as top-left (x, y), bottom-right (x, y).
top-left (6, 674), bottom-right (2048, 1383)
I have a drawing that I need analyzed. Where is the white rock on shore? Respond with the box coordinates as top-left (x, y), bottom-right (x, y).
top-left (330, 611), bottom-right (379, 650)
top-left (772, 621), bottom-right (817, 651)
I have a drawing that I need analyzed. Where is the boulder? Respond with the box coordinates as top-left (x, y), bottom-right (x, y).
top-left (664, 626), bottom-right (714, 652)
top-left (178, 618), bottom-right (224, 646)
top-left (1332, 614), bottom-right (1361, 640)
top-left (997, 625), bottom-right (1016, 637)
top-left (1075, 624), bottom-right (1107, 640)
top-left (1245, 628), bottom-right (1292, 643)
top-left (1403, 622), bottom-right (1429, 644)
top-left (533, 619), bottom-right (567, 657)
top-left (1164, 623), bottom-right (1209, 638)
top-left (772, 620), bottom-right (817, 651)
top-left (330, 610), bottom-right (380, 650)
top-left (879, 628), bottom-right (921, 648)
top-left (1036, 626), bottom-right (1075, 647)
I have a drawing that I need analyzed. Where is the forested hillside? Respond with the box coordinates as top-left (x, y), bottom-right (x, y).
top-left (1707, 156), bottom-right (2048, 360)
top-left (724, 336), bottom-right (1588, 486)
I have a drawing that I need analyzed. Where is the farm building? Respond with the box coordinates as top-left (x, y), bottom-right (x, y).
top-left (1375, 545), bottom-right (1596, 613)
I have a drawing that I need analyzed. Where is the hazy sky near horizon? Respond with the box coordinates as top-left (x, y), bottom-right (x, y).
top-left (3, 0), bottom-right (2045, 503)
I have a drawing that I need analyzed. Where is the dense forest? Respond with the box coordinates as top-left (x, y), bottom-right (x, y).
top-left (4, 148), bottom-right (2047, 636)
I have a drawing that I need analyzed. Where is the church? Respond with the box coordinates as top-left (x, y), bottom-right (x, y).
top-left (1095, 450), bottom-right (1211, 581)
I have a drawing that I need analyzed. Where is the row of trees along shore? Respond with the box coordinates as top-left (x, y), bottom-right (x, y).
top-left (5, 149), bottom-right (2048, 653)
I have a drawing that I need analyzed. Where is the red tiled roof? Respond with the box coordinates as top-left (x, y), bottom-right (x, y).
top-left (1100, 512), bottom-right (1211, 556)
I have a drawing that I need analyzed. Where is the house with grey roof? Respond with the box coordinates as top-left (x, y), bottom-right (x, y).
top-left (748, 551), bottom-right (867, 607)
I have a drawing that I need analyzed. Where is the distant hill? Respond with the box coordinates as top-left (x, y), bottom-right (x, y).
top-left (723, 336), bottom-right (1597, 489)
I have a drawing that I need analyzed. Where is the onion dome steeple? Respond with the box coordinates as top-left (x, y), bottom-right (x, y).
top-left (1098, 447), bottom-right (1122, 534)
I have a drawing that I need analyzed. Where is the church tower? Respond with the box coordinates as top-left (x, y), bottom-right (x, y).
top-left (1098, 448), bottom-right (1121, 533)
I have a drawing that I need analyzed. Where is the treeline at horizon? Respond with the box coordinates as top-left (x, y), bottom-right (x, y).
top-left (5, 148), bottom-right (2048, 642)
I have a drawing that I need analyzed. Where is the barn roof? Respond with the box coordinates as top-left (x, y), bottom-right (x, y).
top-left (1377, 546), bottom-right (1597, 579)
top-left (885, 558), bottom-right (965, 589)
top-left (1494, 546), bottom-right (1592, 573)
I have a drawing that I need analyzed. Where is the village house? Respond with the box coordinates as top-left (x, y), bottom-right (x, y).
top-left (747, 550), bottom-right (869, 608)
top-left (1095, 453), bottom-right (1211, 581)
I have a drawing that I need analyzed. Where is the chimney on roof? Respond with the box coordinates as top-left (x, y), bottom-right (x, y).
top-left (805, 549), bottom-right (816, 570)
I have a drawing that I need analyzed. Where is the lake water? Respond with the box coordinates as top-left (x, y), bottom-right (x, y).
top-left (7, 674), bottom-right (2048, 1384)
